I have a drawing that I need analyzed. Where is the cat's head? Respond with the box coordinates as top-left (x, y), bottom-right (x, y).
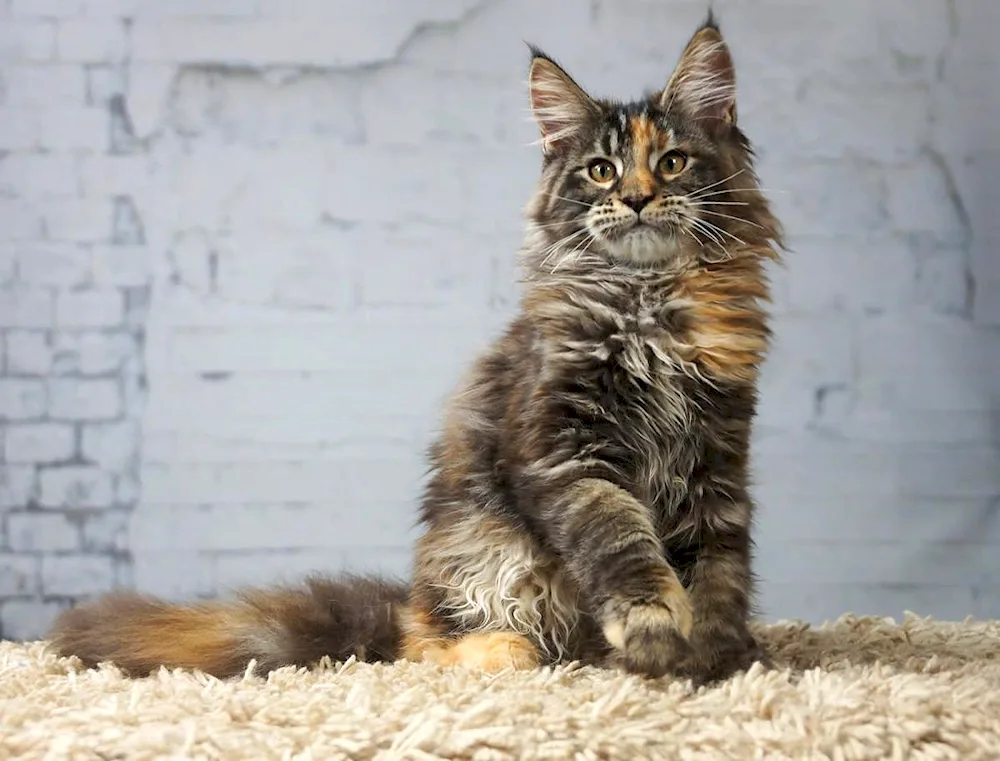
top-left (524, 13), bottom-right (781, 271)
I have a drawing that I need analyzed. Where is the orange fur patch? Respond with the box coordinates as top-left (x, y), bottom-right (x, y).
top-left (399, 606), bottom-right (540, 673)
top-left (120, 604), bottom-right (252, 676)
top-left (673, 257), bottom-right (772, 384)
top-left (629, 113), bottom-right (656, 143)
top-left (444, 632), bottom-right (540, 672)
top-left (398, 605), bottom-right (450, 662)
top-left (626, 115), bottom-right (660, 197)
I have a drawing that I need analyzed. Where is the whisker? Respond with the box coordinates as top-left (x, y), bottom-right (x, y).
top-left (538, 190), bottom-right (595, 209)
top-left (686, 201), bottom-right (751, 207)
top-left (695, 231), bottom-right (728, 256)
top-left (539, 228), bottom-right (591, 269)
top-left (694, 220), bottom-right (730, 247)
top-left (528, 219), bottom-right (586, 231)
top-left (551, 231), bottom-right (595, 273)
top-left (685, 216), bottom-right (714, 239)
top-left (701, 245), bottom-right (734, 264)
top-left (687, 169), bottom-right (745, 199)
top-left (538, 228), bottom-right (587, 251)
top-left (697, 217), bottom-right (746, 247)
top-left (697, 209), bottom-right (766, 229)
top-left (540, 236), bottom-right (588, 270)
top-left (568, 239), bottom-right (597, 269)
top-left (536, 227), bottom-right (581, 255)
top-left (687, 218), bottom-right (725, 246)
top-left (689, 187), bottom-right (789, 200)
top-left (572, 233), bottom-right (600, 267)
top-left (702, 220), bottom-right (747, 246)
top-left (680, 225), bottom-right (705, 250)
top-left (550, 219), bottom-right (627, 272)
top-left (551, 196), bottom-right (594, 209)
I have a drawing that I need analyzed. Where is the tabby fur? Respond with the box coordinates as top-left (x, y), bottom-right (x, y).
top-left (50, 13), bottom-right (784, 685)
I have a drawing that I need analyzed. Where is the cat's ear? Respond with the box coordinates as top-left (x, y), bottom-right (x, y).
top-left (527, 47), bottom-right (598, 156)
top-left (659, 13), bottom-right (738, 128)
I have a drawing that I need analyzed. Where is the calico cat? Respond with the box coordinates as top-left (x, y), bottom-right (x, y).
top-left (49, 13), bottom-right (784, 685)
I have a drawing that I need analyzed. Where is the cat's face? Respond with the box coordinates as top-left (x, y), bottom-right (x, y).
top-left (526, 16), bottom-right (775, 269)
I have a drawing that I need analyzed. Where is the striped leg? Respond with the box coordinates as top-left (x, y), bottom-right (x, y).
top-left (680, 510), bottom-right (772, 683)
top-left (547, 478), bottom-right (694, 678)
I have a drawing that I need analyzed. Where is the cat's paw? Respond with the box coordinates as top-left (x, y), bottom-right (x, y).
top-left (602, 584), bottom-right (694, 678)
top-left (679, 628), bottom-right (773, 686)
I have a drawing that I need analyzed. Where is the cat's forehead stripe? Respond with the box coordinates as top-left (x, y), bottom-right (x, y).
top-left (621, 114), bottom-right (657, 196)
top-left (590, 108), bottom-right (675, 163)
top-left (628, 114), bottom-right (671, 178)
top-left (629, 114), bottom-right (657, 146)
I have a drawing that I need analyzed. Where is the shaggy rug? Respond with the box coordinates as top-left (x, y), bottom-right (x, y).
top-left (1, 614), bottom-right (999, 760)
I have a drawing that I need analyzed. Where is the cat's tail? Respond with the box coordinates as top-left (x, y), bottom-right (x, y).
top-left (47, 573), bottom-right (410, 678)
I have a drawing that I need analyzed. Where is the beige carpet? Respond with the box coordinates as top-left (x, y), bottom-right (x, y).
top-left (2, 614), bottom-right (999, 760)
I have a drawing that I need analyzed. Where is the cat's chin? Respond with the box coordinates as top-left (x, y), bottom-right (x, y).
top-left (604, 228), bottom-right (682, 265)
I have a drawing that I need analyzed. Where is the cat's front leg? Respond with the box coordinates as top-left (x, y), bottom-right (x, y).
top-left (679, 505), bottom-right (772, 684)
top-left (546, 477), bottom-right (694, 678)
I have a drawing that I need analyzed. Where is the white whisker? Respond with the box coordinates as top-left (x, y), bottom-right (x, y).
top-left (551, 230), bottom-right (595, 273)
top-left (573, 233), bottom-right (600, 265)
top-left (697, 209), bottom-right (765, 230)
top-left (529, 219), bottom-right (586, 231)
top-left (687, 169), bottom-right (746, 199)
top-left (697, 217), bottom-right (746, 247)
top-left (701, 245), bottom-right (734, 264)
top-left (680, 225), bottom-right (706, 250)
top-left (539, 228), bottom-right (591, 270)
top-left (687, 217), bottom-right (724, 246)
top-left (686, 187), bottom-right (787, 200)
top-left (686, 201), bottom-right (751, 207)
top-left (538, 191), bottom-right (595, 209)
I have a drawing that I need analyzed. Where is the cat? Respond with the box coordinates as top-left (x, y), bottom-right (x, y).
top-left (49, 12), bottom-right (784, 685)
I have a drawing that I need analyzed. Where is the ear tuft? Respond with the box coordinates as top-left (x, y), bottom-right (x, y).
top-left (701, 6), bottom-right (721, 33)
top-left (660, 17), bottom-right (737, 128)
top-left (527, 48), bottom-right (597, 156)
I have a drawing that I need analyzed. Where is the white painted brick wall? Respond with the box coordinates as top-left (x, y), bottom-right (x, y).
top-left (1, 0), bottom-right (997, 639)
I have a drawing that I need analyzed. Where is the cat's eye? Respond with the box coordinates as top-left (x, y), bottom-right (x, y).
top-left (587, 159), bottom-right (617, 183)
top-left (657, 151), bottom-right (688, 177)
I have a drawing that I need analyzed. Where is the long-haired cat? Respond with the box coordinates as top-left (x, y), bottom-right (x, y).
top-left (49, 13), bottom-right (784, 685)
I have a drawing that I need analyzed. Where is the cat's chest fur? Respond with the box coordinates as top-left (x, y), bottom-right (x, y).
top-left (529, 266), bottom-right (767, 511)
top-left (585, 283), bottom-right (704, 501)
top-left (553, 277), bottom-right (701, 391)
top-left (595, 292), bottom-right (689, 380)
top-left (530, 278), bottom-right (703, 504)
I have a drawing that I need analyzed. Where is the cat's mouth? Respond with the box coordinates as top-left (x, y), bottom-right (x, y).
top-left (600, 223), bottom-right (682, 264)
top-left (604, 217), bottom-right (667, 237)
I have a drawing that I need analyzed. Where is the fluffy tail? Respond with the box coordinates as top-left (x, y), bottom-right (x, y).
top-left (47, 574), bottom-right (410, 678)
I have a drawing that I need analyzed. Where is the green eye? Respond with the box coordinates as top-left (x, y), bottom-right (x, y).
top-left (587, 159), bottom-right (617, 183)
top-left (657, 151), bottom-right (688, 176)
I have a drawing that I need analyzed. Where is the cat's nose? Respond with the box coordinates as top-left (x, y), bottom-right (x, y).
top-left (621, 195), bottom-right (654, 213)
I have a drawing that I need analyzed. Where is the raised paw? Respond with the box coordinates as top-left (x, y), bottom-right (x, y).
top-left (602, 584), bottom-right (695, 679)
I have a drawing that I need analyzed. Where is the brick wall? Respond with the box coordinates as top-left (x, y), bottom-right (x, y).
top-left (1, 0), bottom-right (997, 639)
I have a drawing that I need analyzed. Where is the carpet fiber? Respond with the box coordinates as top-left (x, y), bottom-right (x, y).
top-left (2, 614), bottom-right (999, 760)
